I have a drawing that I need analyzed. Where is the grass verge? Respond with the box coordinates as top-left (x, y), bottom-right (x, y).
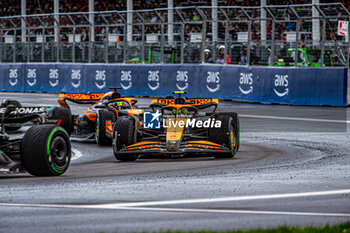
top-left (156, 222), bottom-right (350, 233)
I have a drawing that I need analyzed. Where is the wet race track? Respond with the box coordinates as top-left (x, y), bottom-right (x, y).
top-left (0, 92), bottom-right (349, 233)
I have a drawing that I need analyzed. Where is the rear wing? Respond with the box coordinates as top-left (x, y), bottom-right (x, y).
top-left (150, 97), bottom-right (219, 115)
top-left (151, 98), bottom-right (219, 106)
top-left (58, 93), bottom-right (105, 107)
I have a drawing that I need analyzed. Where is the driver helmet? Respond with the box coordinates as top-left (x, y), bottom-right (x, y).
top-left (111, 101), bottom-right (127, 109)
top-left (172, 108), bottom-right (188, 115)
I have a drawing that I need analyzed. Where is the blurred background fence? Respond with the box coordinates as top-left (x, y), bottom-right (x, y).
top-left (0, 2), bottom-right (349, 66)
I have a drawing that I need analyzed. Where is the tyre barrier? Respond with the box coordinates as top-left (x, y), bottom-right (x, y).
top-left (0, 63), bottom-right (348, 106)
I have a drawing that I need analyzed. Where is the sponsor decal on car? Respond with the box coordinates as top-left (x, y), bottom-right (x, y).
top-left (59, 93), bottom-right (105, 100)
top-left (154, 98), bottom-right (215, 106)
top-left (0, 107), bottom-right (50, 114)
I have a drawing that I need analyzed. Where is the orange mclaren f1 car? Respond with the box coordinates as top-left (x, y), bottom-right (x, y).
top-left (58, 87), bottom-right (143, 145)
top-left (112, 91), bottom-right (239, 161)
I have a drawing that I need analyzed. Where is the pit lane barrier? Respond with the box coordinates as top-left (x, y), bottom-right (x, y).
top-left (0, 63), bottom-right (348, 106)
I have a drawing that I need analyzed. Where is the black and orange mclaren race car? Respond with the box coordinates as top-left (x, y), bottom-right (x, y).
top-left (0, 99), bottom-right (71, 176)
top-left (112, 91), bottom-right (239, 161)
top-left (58, 87), bottom-right (143, 145)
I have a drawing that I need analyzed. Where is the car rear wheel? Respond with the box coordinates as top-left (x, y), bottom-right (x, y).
top-left (209, 114), bottom-right (239, 158)
top-left (21, 125), bottom-right (71, 176)
top-left (51, 107), bottom-right (73, 135)
top-left (113, 117), bottom-right (138, 161)
top-left (96, 109), bottom-right (115, 145)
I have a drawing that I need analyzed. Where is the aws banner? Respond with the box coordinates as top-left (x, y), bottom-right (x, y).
top-left (0, 63), bottom-right (347, 106)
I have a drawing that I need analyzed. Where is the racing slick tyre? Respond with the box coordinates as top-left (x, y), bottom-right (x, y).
top-left (1, 99), bottom-right (22, 131)
top-left (51, 107), bottom-right (73, 135)
top-left (215, 112), bottom-right (240, 151)
top-left (21, 125), bottom-right (71, 176)
top-left (112, 117), bottom-right (138, 161)
top-left (209, 114), bottom-right (239, 159)
top-left (96, 109), bottom-right (114, 146)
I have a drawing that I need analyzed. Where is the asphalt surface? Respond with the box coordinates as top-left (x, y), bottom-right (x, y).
top-left (0, 92), bottom-right (349, 233)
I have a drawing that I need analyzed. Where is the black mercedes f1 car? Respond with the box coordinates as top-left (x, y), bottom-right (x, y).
top-left (0, 99), bottom-right (72, 176)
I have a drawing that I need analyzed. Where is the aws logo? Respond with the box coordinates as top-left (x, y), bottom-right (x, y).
top-left (9, 69), bottom-right (18, 86)
top-left (95, 70), bottom-right (106, 89)
top-left (27, 69), bottom-right (37, 86)
top-left (71, 69), bottom-right (81, 88)
top-left (49, 69), bottom-right (59, 87)
top-left (121, 71), bottom-right (132, 90)
top-left (274, 74), bottom-right (289, 97)
top-left (239, 73), bottom-right (253, 95)
top-left (206, 71), bottom-right (220, 93)
top-left (148, 71), bottom-right (160, 91)
top-left (176, 71), bottom-right (188, 91)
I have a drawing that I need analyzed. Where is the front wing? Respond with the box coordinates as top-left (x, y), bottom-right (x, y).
top-left (115, 140), bottom-right (231, 155)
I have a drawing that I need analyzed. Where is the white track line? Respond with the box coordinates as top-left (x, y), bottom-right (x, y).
top-left (71, 148), bottom-right (82, 160)
top-left (0, 204), bottom-right (349, 218)
top-left (240, 114), bottom-right (350, 124)
top-left (96, 189), bottom-right (350, 208)
top-left (114, 206), bottom-right (350, 217)
top-left (0, 189), bottom-right (350, 214)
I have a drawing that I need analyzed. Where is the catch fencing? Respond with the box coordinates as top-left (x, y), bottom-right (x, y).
top-left (0, 3), bottom-right (350, 66)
